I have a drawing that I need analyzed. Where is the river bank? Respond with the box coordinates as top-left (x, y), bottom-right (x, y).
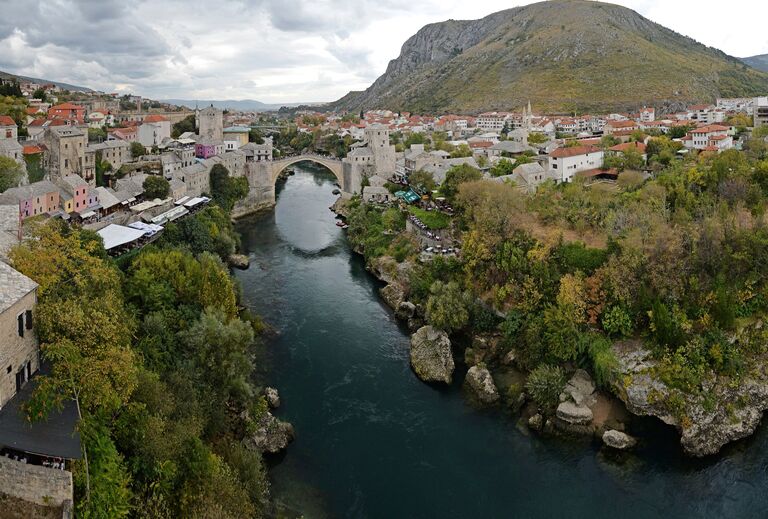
top-left (334, 192), bottom-right (768, 459)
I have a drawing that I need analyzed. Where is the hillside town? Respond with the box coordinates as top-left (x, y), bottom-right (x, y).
top-left (3, 68), bottom-right (768, 515)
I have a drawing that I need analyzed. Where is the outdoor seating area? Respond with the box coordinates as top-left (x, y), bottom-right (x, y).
top-left (97, 223), bottom-right (163, 256)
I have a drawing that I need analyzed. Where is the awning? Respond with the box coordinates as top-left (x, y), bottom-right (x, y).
top-left (97, 224), bottom-right (146, 250)
top-left (79, 211), bottom-right (97, 219)
top-left (0, 375), bottom-right (81, 459)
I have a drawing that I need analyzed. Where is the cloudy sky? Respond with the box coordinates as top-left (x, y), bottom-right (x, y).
top-left (0, 0), bottom-right (766, 104)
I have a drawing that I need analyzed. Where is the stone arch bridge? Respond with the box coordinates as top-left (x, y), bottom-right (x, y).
top-left (232, 154), bottom-right (346, 218)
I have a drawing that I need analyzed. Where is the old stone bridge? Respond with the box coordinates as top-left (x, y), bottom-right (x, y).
top-left (232, 154), bottom-right (345, 217)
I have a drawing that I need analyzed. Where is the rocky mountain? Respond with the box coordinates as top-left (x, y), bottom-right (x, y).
top-left (742, 54), bottom-right (768, 73)
top-left (333, 0), bottom-right (768, 114)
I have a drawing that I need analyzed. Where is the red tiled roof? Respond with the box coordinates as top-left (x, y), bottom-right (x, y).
top-left (610, 142), bottom-right (647, 153)
top-left (49, 102), bottom-right (84, 110)
top-left (143, 114), bottom-right (168, 123)
top-left (693, 125), bottom-right (729, 133)
top-left (551, 145), bottom-right (601, 158)
top-left (0, 115), bottom-right (16, 126)
top-left (469, 141), bottom-right (494, 148)
top-left (606, 120), bottom-right (637, 129)
top-left (23, 144), bottom-right (44, 155)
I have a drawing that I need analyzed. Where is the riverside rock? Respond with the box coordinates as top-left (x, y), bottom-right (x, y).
top-left (228, 253), bottom-right (250, 270)
top-left (265, 387), bottom-right (280, 409)
top-left (556, 400), bottom-right (594, 425)
top-left (613, 339), bottom-right (768, 457)
top-left (248, 411), bottom-right (294, 454)
top-left (410, 326), bottom-right (454, 384)
top-left (602, 430), bottom-right (637, 450)
top-left (464, 365), bottom-right (500, 406)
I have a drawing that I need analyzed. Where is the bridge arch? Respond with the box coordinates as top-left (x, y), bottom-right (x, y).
top-left (270, 155), bottom-right (344, 189)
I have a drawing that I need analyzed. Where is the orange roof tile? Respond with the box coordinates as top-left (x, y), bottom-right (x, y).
top-left (551, 145), bottom-right (601, 158)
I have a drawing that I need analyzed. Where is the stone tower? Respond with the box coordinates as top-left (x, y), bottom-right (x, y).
top-left (364, 124), bottom-right (396, 175)
top-left (198, 104), bottom-right (223, 142)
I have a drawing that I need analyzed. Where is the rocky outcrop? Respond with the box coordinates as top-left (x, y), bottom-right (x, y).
top-left (410, 326), bottom-right (454, 384)
top-left (602, 430), bottom-right (637, 450)
top-left (556, 401), bottom-right (593, 425)
top-left (613, 339), bottom-right (768, 457)
top-left (464, 365), bottom-right (500, 406)
top-left (528, 413), bottom-right (543, 431)
top-left (264, 387), bottom-right (280, 409)
top-left (247, 411), bottom-right (294, 454)
top-left (369, 256), bottom-right (416, 312)
top-left (228, 253), bottom-right (250, 270)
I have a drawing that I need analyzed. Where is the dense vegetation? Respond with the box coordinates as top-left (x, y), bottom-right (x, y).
top-left (348, 128), bottom-right (768, 421)
top-left (10, 202), bottom-right (269, 517)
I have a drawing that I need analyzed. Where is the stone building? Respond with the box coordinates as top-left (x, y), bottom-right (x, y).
top-left (42, 126), bottom-right (88, 182)
top-left (342, 124), bottom-right (396, 194)
top-left (86, 139), bottom-right (131, 171)
top-left (197, 105), bottom-right (223, 142)
top-left (0, 261), bottom-right (38, 409)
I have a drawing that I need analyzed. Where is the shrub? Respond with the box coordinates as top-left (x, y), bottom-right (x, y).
top-left (583, 334), bottom-right (619, 387)
top-left (525, 365), bottom-right (566, 411)
top-left (602, 305), bottom-right (633, 338)
top-left (425, 281), bottom-right (471, 332)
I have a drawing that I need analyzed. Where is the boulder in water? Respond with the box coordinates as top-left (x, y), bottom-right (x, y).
top-left (228, 253), bottom-right (250, 270)
top-left (602, 430), bottom-right (637, 450)
top-left (410, 326), bottom-right (454, 384)
top-left (464, 365), bottom-right (500, 406)
top-left (265, 387), bottom-right (281, 409)
top-left (248, 411), bottom-right (294, 454)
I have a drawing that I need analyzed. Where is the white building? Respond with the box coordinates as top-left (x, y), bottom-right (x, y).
top-left (548, 145), bottom-right (604, 183)
top-left (681, 125), bottom-right (733, 152)
top-left (137, 115), bottom-right (171, 147)
top-left (477, 112), bottom-right (513, 132)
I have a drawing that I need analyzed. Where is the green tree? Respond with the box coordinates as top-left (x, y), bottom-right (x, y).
top-left (171, 115), bottom-right (196, 138)
top-left (88, 128), bottom-right (107, 143)
top-left (408, 169), bottom-right (436, 193)
top-left (441, 163), bottom-right (483, 201)
top-left (209, 164), bottom-right (249, 212)
top-left (143, 175), bottom-right (171, 199)
top-left (32, 87), bottom-right (48, 102)
top-left (490, 158), bottom-right (516, 177)
top-left (425, 281), bottom-right (471, 332)
top-left (0, 155), bottom-right (23, 192)
top-left (130, 141), bottom-right (147, 158)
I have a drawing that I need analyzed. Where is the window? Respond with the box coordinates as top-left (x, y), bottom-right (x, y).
top-left (17, 314), bottom-right (24, 337)
top-left (25, 310), bottom-right (32, 330)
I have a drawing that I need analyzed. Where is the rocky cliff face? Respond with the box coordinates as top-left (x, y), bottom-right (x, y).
top-left (612, 339), bottom-right (768, 457)
top-left (334, 0), bottom-right (768, 113)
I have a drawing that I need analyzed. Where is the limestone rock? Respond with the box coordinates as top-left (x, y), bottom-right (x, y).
top-left (502, 349), bottom-right (517, 366)
top-left (563, 369), bottom-right (596, 407)
top-left (528, 413), bottom-right (543, 431)
top-left (247, 412), bottom-right (294, 454)
top-left (602, 430), bottom-right (637, 450)
top-left (264, 387), bottom-right (280, 409)
top-left (464, 365), bottom-right (500, 406)
top-left (556, 400), bottom-right (594, 425)
top-left (410, 326), bottom-right (454, 384)
top-left (396, 301), bottom-right (417, 320)
top-left (228, 253), bottom-right (250, 270)
top-left (612, 339), bottom-right (768, 457)
top-left (380, 284), bottom-right (405, 310)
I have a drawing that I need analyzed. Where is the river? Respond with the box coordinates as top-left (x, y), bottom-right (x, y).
top-left (235, 164), bottom-right (768, 519)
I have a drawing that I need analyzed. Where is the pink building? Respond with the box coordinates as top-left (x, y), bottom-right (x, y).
top-left (0, 180), bottom-right (61, 220)
top-left (195, 140), bottom-right (218, 159)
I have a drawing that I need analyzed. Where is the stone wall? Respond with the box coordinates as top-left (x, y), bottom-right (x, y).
top-left (0, 289), bottom-right (38, 408)
top-left (0, 457), bottom-right (73, 508)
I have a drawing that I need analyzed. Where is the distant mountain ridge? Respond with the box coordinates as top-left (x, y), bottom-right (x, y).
top-left (332, 0), bottom-right (768, 114)
top-left (0, 69), bottom-right (93, 92)
top-left (162, 99), bottom-right (312, 112)
top-left (742, 54), bottom-right (768, 73)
